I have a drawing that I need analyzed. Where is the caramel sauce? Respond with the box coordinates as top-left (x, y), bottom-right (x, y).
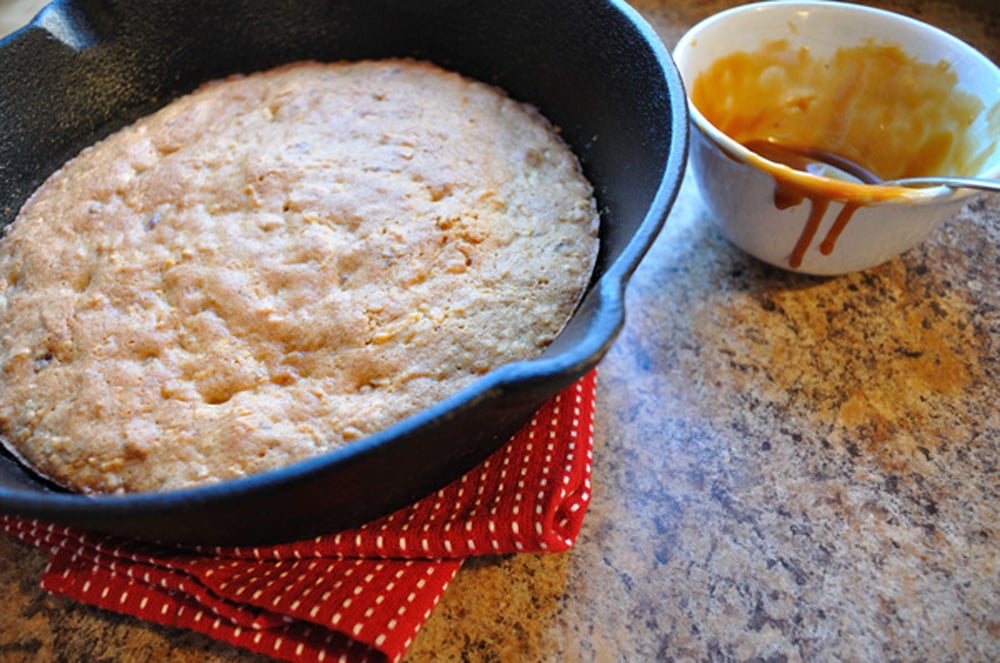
top-left (691, 39), bottom-right (997, 268)
top-left (744, 140), bottom-right (873, 268)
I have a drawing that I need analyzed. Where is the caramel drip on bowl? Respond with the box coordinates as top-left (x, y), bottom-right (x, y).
top-left (747, 140), bottom-right (876, 268)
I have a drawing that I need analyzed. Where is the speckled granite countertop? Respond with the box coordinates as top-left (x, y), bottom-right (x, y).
top-left (1, 0), bottom-right (998, 661)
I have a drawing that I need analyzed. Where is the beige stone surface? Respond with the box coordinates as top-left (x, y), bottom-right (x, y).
top-left (1, 0), bottom-right (998, 661)
top-left (0, 0), bottom-right (42, 37)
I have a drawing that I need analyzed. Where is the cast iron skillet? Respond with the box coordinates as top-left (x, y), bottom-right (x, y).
top-left (0, 0), bottom-right (687, 545)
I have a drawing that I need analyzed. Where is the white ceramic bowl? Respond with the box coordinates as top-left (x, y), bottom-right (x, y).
top-left (673, 1), bottom-right (1000, 275)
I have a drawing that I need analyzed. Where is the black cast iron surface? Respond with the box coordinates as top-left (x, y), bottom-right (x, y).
top-left (0, 0), bottom-right (687, 545)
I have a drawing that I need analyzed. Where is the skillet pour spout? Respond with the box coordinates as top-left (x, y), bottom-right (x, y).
top-left (0, 0), bottom-right (688, 545)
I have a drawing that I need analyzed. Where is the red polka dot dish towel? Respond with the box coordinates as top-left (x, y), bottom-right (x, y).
top-left (1, 369), bottom-right (596, 663)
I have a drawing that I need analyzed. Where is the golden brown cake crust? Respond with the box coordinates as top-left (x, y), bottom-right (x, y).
top-left (0, 59), bottom-right (599, 494)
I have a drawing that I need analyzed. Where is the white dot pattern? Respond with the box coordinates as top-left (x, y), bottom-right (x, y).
top-left (1, 370), bottom-right (596, 663)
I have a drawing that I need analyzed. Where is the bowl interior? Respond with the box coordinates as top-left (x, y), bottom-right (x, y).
top-left (0, 0), bottom-right (687, 544)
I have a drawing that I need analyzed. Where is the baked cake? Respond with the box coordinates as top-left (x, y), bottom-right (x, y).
top-left (0, 59), bottom-right (599, 493)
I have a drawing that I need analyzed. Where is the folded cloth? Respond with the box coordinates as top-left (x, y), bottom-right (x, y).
top-left (1, 369), bottom-right (596, 663)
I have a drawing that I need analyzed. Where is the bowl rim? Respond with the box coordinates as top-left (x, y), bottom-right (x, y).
top-left (672, 0), bottom-right (1000, 204)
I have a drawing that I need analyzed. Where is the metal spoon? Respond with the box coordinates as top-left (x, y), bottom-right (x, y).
top-left (748, 140), bottom-right (1000, 193)
top-left (878, 176), bottom-right (1000, 193)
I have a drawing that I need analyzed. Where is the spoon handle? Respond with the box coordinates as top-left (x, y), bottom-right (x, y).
top-left (886, 176), bottom-right (1000, 193)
